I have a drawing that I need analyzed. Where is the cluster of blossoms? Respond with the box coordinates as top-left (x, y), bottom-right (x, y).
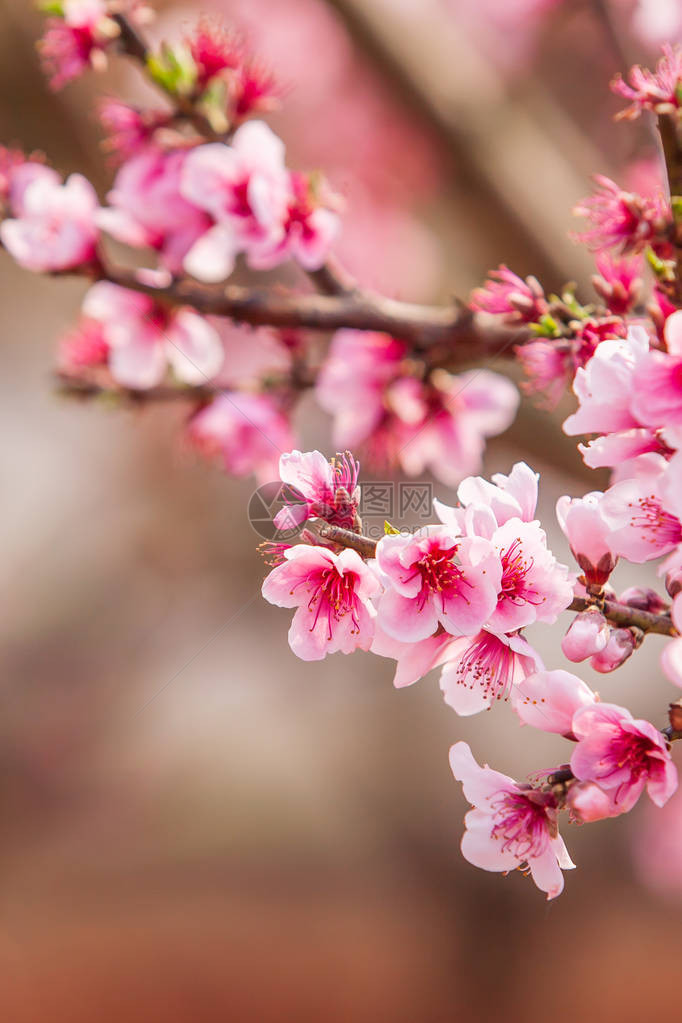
top-left (261, 448), bottom-right (679, 898)
top-left (2, 6), bottom-right (682, 900)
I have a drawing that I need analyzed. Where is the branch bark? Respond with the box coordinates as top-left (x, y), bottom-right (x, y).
top-left (99, 266), bottom-right (525, 354)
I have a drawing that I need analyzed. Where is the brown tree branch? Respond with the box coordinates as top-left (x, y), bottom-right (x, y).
top-left (98, 265), bottom-right (524, 353)
top-left (306, 521), bottom-right (677, 637)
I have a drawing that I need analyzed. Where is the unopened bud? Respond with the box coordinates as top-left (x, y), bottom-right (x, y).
top-left (590, 627), bottom-right (636, 673)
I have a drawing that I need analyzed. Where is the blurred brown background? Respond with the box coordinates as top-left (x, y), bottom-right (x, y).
top-left (0, 1), bottom-right (680, 1020)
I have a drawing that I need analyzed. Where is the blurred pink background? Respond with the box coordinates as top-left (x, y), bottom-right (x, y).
top-left (0, 0), bottom-right (680, 1019)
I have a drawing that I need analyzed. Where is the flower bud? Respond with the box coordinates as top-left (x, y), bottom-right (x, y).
top-left (590, 627), bottom-right (636, 673)
top-left (561, 609), bottom-right (609, 662)
top-left (566, 781), bottom-right (615, 822)
top-left (618, 586), bottom-right (669, 614)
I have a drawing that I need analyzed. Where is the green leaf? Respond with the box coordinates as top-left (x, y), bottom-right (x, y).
top-left (384, 521), bottom-right (400, 535)
top-left (146, 43), bottom-right (197, 97)
top-left (37, 0), bottom-right (65, 14)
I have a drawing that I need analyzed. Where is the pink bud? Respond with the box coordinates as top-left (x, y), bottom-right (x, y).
top-left (590, 628), bottom-right (636, 673)
top-left (556, 493), bottom-right (616, 588)
top-left (619, 586), bottom-right (670, 613)
top-left (561, 609), bottom-right (609, 662)
top-left (566, 781), bottom-right (615, 822)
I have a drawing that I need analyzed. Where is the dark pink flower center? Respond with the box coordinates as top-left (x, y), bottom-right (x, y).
top-left (299, 566), bottom-right (360, 640)
top-left (499, 538), bottom-right (541, 606)
top-left (490, 791), bottom-right (552, 860)
top-left (406, 544), bottom-right (472, 612)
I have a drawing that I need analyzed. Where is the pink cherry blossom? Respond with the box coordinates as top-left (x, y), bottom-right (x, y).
top-left (97, 148), bottom-right (210, 276)
top-left (316, 330), bottom-right (406, 452)
top-left (571, 702), bottom-right (678, 813)
top-left (98, 98), bottom-right (170, 164)
top-left (273, 449), bottom-right (360, 532)
top-left (39, 0), bottom-right (113, 90)
top-left (82, 282), bottom-right (223, 388)
top-left (591, 253), bottom-right (643, 315)
top-left (57, 318), bottom-right (109, 373)
top-left (395, 369), bottom-right (520, 487)
top-left (439, 629), bottom-right (542, 716)
top-left (188, 16), bottom-right (241, 89)
top-left (599, 464), bottom-right (682, 563)
top-left (0, 170), bottom-right (98, 273)
top-left (449, 742), bottom-right (575, 900)
top-left (436, 461), bottom-right (538, 532)
top-left (257, 171), bottom-right (341, 272)
top-left (370, 626), bottom-right (456, 689)
top-left (512, 669), bottom-right (595, 737)
top-left (188, 390), bottom-right (294, 484)
top-left (563, 326), bottom-right (649, 438)
top-left (561, 609), bottom-right (610, 662)
top-left (470, 265), bottom-right (547, 322)
top-left (556, 492), bottom-right (616, 587)
top-left (261, 545), bottom-right (379, 660)
top-left (486, 518), bottom-right (574, 633)
top-left (375, 527), bottom-right (501, 643)
top-left (612, 44), bottom-right (682, 119)
top-left (572, 174), bottom-right (672, 256)
top-left (180, 121), bottom-right (290, 282)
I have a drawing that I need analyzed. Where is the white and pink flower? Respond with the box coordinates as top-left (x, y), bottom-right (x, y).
top-left (82, 281), bottom-right (223, 389)
top-left (450, 742), bottom-right (575, 900)
top-left (273, 449), bottom-right (360, 532)
top-left (0, 169), bottom-right (98, 273)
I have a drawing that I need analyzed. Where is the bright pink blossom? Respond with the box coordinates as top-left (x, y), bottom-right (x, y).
top-left (82, 282), bottom-right (223, 388)
top-left (98, 98), bottom-right (170, 163)
top-left (488, 518), bottom-right (574, 633)
top-left (561, 609), bottom-right (610, 662)
top-left (0, 169), bottom-right (98, 273)
top-left (180, 121), bottom-right (290, 282)
top-left (556, 492), bottom-right (615, 587)
top-left (375, 527), bottom-right (501, 643)
top-left (513, 669), bottom-right (595, 737)
top-left (395, 369), bottom-right (519, 487)
top-left (188, 391), bottom-right (294, 484)
top-left (571, 702), bottom-right (678, 812)
top-left (264, 171), bottom-right (341, 271)
top-left (591, 253), bottom-right (643, 315)
top-left (261, 545), bottom-right (379, 660)
top-left (39, 0), bottom-right (113, 90)
top-left (273, 449), bottom-right (360, 532)
top-left (572, 174), bottom-right (672, 255)
top-left (188, 17), bottom-right (241, 89)
top-left (97, 148), bottom-right (210, 276)
top-left (449, 742), bottom-right (575, 900)
top-left (228, 60), bottom-right (281, 122)
top-left (470, 265), bottom-right (547, 322)
top-left (612, 44), bottom-right (682, 119)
